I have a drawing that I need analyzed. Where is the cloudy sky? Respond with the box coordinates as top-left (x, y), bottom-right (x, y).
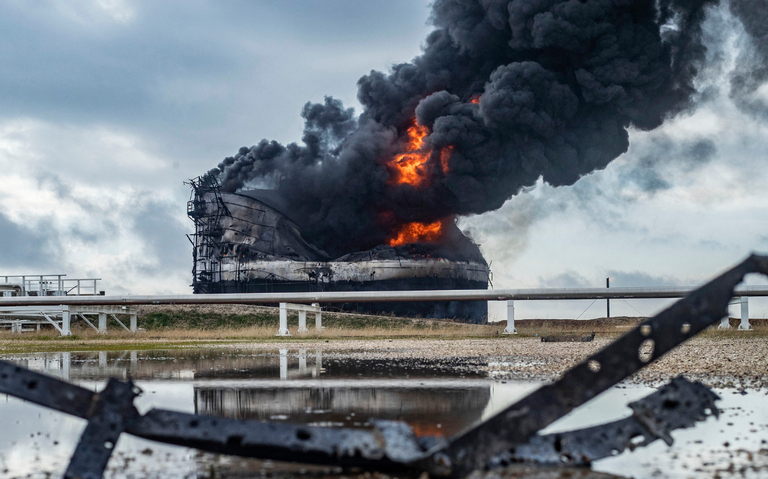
top-left (1, 0), bottom-right (766, 319)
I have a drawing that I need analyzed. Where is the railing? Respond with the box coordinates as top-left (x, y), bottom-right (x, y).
top-left (0, 275), bottom-right (102, 296)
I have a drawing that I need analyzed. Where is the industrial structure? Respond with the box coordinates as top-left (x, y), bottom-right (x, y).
top-left (0, 274), bottom-right (138, 334)
top-left (186, 176), bottom-right (491, 321)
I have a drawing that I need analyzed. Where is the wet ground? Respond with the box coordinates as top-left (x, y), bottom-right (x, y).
top-left (0, 347), bottom-right (766, 479)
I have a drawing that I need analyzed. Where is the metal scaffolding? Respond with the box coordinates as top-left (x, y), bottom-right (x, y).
top-left (186, 175), bottom-right (230, 293)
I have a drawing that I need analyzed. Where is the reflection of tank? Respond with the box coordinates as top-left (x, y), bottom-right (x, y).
top-left (187, 177), bottom-right (490, 321)
top-left (194, 383), bottom-right (491, 438)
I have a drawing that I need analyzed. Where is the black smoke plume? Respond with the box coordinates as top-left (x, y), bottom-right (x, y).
top-left (728, 0), bottom-right (768, 119)
top-left (208, 0), bottom-right (761, 259)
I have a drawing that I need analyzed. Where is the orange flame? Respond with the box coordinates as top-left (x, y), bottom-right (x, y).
top-left (388, 122), bottom-right (431, 187)
top-left (388, 220), bottom-right (444, 247)
top-left (470, 95), bottom-right (481, 104)
top-left (440, 145), bottom-right (453, 174)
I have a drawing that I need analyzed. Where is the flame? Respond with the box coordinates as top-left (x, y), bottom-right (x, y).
top-left (383, 115), bottom-right (456, 247)
top-left (387, 122), bottom-right (431, 187)
top-left (470, 95), bottom-right (481, 104)
top-left (440, 146), bottom-right (453, 174)
top-left (388, 219), bottom-right (444, 247)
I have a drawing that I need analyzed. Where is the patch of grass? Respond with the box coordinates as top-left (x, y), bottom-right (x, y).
top-left (2, 309), bottom-right (765, 355)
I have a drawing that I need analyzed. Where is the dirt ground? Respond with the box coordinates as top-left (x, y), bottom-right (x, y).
top-left (1, 305), bottom-right (766, 389)
top-left (207, 336), bottom-right (767, 390)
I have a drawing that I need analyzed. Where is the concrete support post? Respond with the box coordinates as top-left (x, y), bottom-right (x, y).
top-left (130, 312), bottom-right (137, 333)
top-left (299, 349), bottom-right (307, 375)
top-left (98, 312), bottom-right (107, 334)
top-left (313, 303), bottom-right (323, 330)
top-left (277, 303), bottom-right (291, 336)
top-left (503, 300), bottom-right (517, 335)
top-left (718, 316), bottom-right (731, 329)
top-left (61, 306), bottom-right (71, 336)
top-left (98, 351), bottom-right (107, 368)
top-left (11, 321), bottom-right (20, 333)
top-left (298, 310), bottom-right (308, 333)
top-left (738, 296), bottom-right (751, 330)
top-left (279, 348), bottom-right (288, 380)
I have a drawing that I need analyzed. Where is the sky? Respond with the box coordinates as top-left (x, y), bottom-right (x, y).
top-left (0, 0), bottom-right (766, 319)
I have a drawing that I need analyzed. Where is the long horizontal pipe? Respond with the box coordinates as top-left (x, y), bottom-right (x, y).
top-left (1, 285), bottom-right (768, 307)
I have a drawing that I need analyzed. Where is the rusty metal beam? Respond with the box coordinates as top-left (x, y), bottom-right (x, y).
top-left (421, 254), bottom-right (768, 477)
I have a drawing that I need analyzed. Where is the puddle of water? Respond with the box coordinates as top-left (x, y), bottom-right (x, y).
top-left (0, 349), bottom-right (766, 479)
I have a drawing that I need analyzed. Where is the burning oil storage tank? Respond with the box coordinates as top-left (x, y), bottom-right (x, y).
top-left (187, 176), bottom-right (490, 322)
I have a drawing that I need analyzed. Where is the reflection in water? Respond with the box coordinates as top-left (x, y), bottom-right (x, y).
top-left (4, 348), bottom-right (762, 479)
top-left (6, 348), bottom-right (486, 382)
top-left (0, 348), bottom-right (501, 478)
top-left (195, 383), bottom-right (490, 437)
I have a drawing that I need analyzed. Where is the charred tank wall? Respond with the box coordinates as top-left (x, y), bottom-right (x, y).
top-left (194, 276), bottom-right (488, 323)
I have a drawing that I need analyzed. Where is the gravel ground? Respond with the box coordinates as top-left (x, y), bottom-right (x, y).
top-left (227, 336), bottom-right (768, 389)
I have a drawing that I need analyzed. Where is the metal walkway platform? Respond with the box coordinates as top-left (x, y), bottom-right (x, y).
top-left (0, 305), bottom-right (138, 336)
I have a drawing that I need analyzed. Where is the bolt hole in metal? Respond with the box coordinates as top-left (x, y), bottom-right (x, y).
top-left (296, 429), bottom-right (311, 441)
top-left (27, 380), bottom-right (37, 389)
top-left (638, 339), bottom-right (655, 363)
top-left (588, 360), bottom-right (601, 372)
top-left (681, 322), bottom-right (691, 334)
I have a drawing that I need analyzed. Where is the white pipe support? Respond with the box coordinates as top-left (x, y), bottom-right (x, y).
top-left (130, 313), bottom-right (138, 333)
top-left (313, 303), bottom-right (323, 330)
top-left (276, 303), bottom-right (291, 336)
top-left (279, 348), bottom-right (288, 380)
top-left (299, 349), bottom-right (307, 375)
top-left (98, 312), bottom-right (107, 334)
top-left (298, 310), bottom-right (308, 333)
top-left (62, 352), bottom-right (71, 381)
top-left (130, 351), bottom-right (138, 371)
top-left (738, 296), bottom-right (751, 330)
top-left (110, 313), bottom-right (131, 332)
top-left (503, 300), bottom-right (517, 335)
top-left (78, 313), bottom-right (99, 332)
top-left (314, 350), bottom-right (323, 378)
top-left (61, 306), bottom-right (71, 336)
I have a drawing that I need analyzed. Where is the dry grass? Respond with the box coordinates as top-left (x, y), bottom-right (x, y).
top-left (1, 307), bottom-right (766, 355)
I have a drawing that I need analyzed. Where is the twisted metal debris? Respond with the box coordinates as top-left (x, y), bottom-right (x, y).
top-left (1, 254), bottom-right (766, 479)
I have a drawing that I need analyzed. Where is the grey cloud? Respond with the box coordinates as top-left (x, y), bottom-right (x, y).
top-left (728, 0), bottom-right (768, 120)
top-left (617, 136), bottom-right (717, 194)
top-left (605, 271), bottom-right (684, 288)
top-left (0, 1), bottom-right (433, 165)
top-left (538, 271), bottom-right (591, 289)
top-left (131, 200), bottom-right (191, 277)
top-left (0, 213), bottom-right (59, 270)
